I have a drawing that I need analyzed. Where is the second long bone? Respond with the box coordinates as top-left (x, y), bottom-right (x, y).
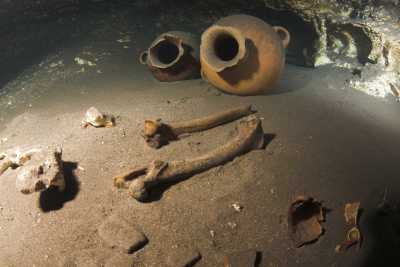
top-left (115, 115), bottom-right (265, 201)
top-left (142, 104), bottom-right (256, 149)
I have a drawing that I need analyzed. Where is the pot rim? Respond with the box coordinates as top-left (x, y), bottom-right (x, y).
top-left (200, 25), bottom-right (247, 72)
top-left (148, 34), bottom-right (185, 69)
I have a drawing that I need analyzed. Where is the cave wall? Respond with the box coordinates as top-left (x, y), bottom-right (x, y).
top-left (0, 0), bottom-right (399, 99)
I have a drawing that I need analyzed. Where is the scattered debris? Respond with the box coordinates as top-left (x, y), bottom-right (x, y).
top-left (336, 201), bottom-right (362, 252)
top-left (74, 57), bottom-right (96, 67)
top-left (344, 202), bottom-right (360, 225)
top-left (81, 107), bottom-right (115, 128)
top-left (232, 203), bottom-right (243, 212)
top-left (389, 83), bottom-right (400, 101)
top-left (98, 214), bottom-right (148, 254)
top-left (227, 222), bottom-right (237, 229)
top-left (142, 104), bottom-right (256, 149)
top-left (335, 226), bottom-right (361, 252)
top-left (77, 165), bottom-right (85, 172)
top-left (210, 230), bottom-right (215, 238)
top-left (0, 147), bottom-right (41, 176)
top-left (114, 115), bottom-right (265, 201)
top-left (15, 147), bottom-right (65, 194)
top-left (288, 196), bottom-right (325, 247)
top-left (49, 60), bottom-right (64, 68)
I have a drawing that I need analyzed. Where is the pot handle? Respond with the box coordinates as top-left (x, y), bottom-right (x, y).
top-left (273, 26), bottom-right (290, 49)
top-left (139, 51), bottom-right (148, 65)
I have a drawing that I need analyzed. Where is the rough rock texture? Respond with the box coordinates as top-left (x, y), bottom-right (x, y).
top-left (15, 147), bottom-right (65, 194)
top-left (0, 0), bottom-right (398, 99)
top-left (262, 0), bottom-right (400, 99)
top-left (98, 214), bottom-right (148, 254)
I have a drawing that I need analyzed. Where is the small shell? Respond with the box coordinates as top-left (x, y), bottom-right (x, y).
top-left (83, 107), bottom-right (114, 128)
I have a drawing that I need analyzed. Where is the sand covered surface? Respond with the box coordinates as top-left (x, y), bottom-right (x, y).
top-left (1, 6), bottom-right (400, 267)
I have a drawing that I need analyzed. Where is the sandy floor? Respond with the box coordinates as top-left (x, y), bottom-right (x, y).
top-left (1, 5), bottom-right (400, 267)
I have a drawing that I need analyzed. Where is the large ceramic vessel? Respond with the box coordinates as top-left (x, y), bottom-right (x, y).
top-left (200, 15), bottom-right (290, 95)
top-left (139, 31), bottom-right (200, 82)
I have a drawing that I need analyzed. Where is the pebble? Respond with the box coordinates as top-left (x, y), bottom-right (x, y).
top-left (232, 203), bottom-right (243, 212)
top-left (227, 222), bottom-right (237, 229)
top-left (98, 214), bottom-right (148, 254)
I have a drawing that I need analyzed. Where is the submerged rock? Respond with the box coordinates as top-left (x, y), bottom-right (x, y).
top-left (262, 0), bottom-right (400, 99)
top-left (98, 214), bottom-right (148, 254)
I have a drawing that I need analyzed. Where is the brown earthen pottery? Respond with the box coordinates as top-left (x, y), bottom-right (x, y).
top-left (200, 14), bottom-right (290, 95)
top-left (139, 31), bottom-right (200, 82)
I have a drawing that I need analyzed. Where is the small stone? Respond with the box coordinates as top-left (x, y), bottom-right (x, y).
top-left (165, 247), bottom-right (201, 267)
top-left (232, 203), bottom-right (243, 212)
top-left (227, 222), bottom-right (237, 229)
top-left (210, 230), bottom-right (215, 238)
top-left (98, 214), bottom-right (148, 254)
top-left (105, 253), bottom-right (135, 267)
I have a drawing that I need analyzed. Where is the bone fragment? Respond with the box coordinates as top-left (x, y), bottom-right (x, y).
top-left (115, 115), bottom-right (264, 201)
top-left (0, 148), bottom-right (41, 176)
top-left (143, 104), bottom-right (257, 149)
top-left (15, 147), bottom-right (65, 194)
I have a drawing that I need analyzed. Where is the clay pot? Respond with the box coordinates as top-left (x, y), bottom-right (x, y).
top-left (139, 31), bottom-right (201, 82)
top-left (200, 15), bottom-right (290, 95)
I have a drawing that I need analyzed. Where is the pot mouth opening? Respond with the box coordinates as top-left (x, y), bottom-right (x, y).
top-left (201, 26), bottom-right (246, 72)
top-left (149, 35), bottom-right (184, 68)
top-left (214, 33), bottom-right (239, 61)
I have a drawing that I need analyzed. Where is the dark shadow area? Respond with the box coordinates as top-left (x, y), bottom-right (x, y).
top-left (263, 133), bottom-right (276, 149)
top-left (361, 191), bottom-right (400, 267)
top-left (255, 251), bottom-right (263, 267)
top-left (39, 161), bottom-right (80, 212)
top-left (214, 33), bottom-right (239, 61)
top-left (0, 1), bottom-right (128, 90)
top-left (219, 39), bottom-right (260, 85)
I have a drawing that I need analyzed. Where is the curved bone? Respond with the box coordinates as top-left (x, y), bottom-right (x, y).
top-left (143, 104), bottom-right (256, 149)
top-left (116, 115), bottom-right (264, 201)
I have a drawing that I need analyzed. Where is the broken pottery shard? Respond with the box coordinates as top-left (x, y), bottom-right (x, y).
top-left (98, 214), bottom-right (148, 254)
top-left (344, 202), bottom-right (360, 226)
top-left (335, 226), bottom-right (362, 252)
top-left (15, 147), bottom-right (65, 194)
top-left (165, 247), bottom-right (201, 267)
top-left (81, 106), bottom-right (114, 128)
top-left (288, 196), bottom-right (325, 247)
top-left (336, 202), bottom-right (362, 252)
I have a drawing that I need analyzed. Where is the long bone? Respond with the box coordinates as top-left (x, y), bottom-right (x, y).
top-left (114, 115), bottom-right (265, 201)
top-left (143, 104), bottom-right (256, 149)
